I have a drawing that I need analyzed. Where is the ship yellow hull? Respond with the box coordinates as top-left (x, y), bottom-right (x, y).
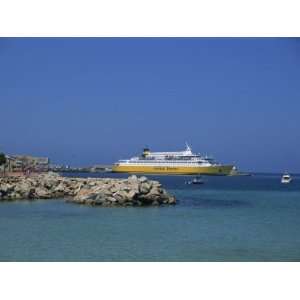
top-left (112, 165), bottom-right (234, 175)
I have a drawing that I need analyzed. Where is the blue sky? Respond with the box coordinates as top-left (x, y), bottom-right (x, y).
top-left (1, 38), bottom-right (300, 172)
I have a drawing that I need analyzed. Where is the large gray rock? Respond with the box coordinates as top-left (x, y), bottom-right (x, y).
top-left (113, 190), bottom-right (128, 202)
top-left (139, 182), bottom-right (151, 194)
top-left (139, 176), bottom-right (148, 183)
top-left (34, 187), bottom-right (51, 199)
top-left (128, 175), bottom-right (138, 183)
top-left (54, 182), bottom-right (66, 192)
top-left (0, 183), bottom-right (13, 194)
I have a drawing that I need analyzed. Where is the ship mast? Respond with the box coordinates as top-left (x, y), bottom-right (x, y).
top-left (185, 142), bottom-right (192, 153)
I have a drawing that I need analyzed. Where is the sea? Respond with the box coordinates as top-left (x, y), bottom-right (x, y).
top-left (0, 173), bottom-right (300, 262)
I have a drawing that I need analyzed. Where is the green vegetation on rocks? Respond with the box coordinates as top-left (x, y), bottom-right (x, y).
top-left (0, 153), bottom-right (6, 167)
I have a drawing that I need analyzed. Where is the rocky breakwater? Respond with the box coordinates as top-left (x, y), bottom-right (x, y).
top-left (0, 172), bottom-right (176, 206)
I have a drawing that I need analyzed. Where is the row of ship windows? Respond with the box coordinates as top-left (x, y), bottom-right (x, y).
top-left (124, 161), bottom-right (206, 164)
top-left (143, 157), bottom-right (200, 161)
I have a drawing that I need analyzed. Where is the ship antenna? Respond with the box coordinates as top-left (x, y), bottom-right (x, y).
top-left (185, 142), bottom-right (192, 152)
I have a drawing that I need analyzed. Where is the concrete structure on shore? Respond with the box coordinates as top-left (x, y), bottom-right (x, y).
top-left (5, 155), bottom-right (49, 172)
top-left (90, 165), bottom-right (112, 172)
top-left (49, 164), bottom-right (112, 173)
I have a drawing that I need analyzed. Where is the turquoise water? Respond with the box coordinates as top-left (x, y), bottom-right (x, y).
top-left (1, 173), bottom-right (300, 261)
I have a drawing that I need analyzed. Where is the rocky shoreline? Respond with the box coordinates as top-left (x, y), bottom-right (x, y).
top-left (0, 172), bottom-right (176, 206)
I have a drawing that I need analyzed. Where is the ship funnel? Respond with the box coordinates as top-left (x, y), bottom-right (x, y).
top-left (142, 147), bottom-right (150, 157)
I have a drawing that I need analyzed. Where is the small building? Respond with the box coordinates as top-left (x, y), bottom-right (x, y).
top-left (6, 155), bottom-right (50, 172)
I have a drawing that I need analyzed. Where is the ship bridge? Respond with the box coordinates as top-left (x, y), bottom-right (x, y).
top-left (144, 144), bottom-right (197, 158)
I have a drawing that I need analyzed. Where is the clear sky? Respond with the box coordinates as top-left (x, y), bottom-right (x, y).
top-left (1, 38), bottom-right (300, 172)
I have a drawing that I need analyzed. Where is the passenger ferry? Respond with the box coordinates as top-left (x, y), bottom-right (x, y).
top-left (112, 144), bottom-right (234, 175)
